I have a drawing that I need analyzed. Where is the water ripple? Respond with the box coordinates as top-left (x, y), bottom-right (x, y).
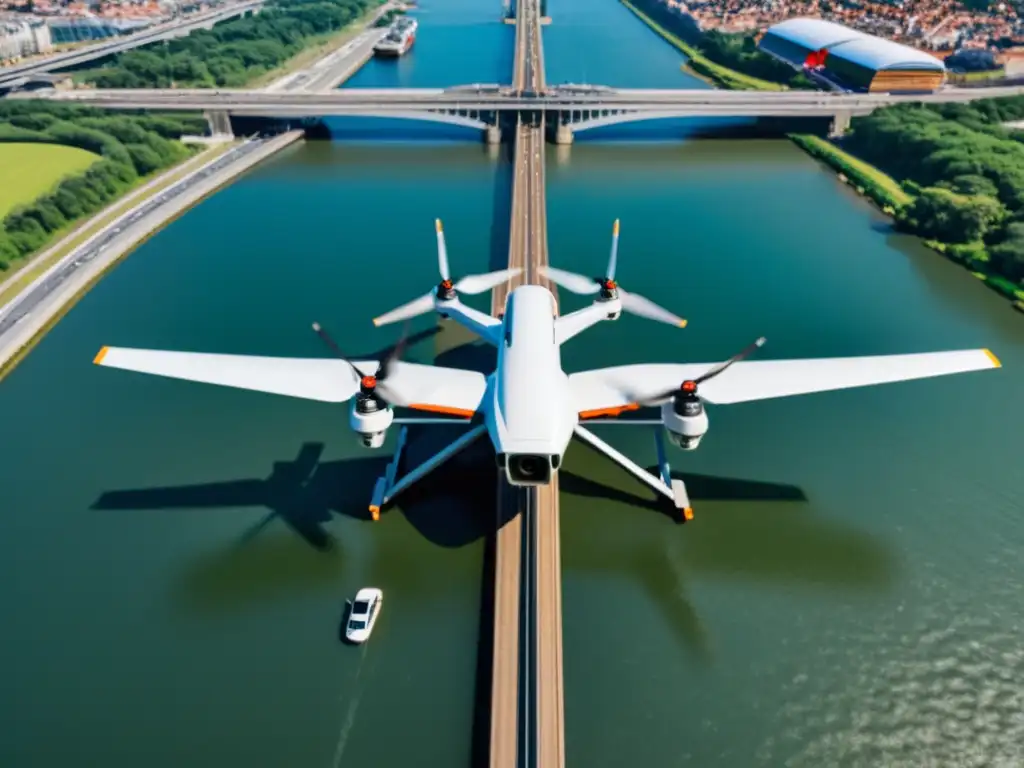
top-left (763, 588), bottom-right (1024, 768)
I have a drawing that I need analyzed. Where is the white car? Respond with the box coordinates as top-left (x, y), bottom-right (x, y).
top-left (344, 588), bottom-right (383, 644)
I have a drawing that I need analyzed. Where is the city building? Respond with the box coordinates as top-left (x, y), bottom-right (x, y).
top-left (758, 17), bottom-right (946, 92)
top-left (0, 18), bottom-right (52, 63)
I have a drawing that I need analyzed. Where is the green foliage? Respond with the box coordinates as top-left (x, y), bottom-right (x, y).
top-left (838, 98), bottom-right (1024, 291)
top-left (989, 221), bottom-right (1024, 282)
top-left (0, 102), bottom-right (198, 272)
top-left (698, 30), bottom-right (811, 89)
top-left (625, 0), bottom-right (811, 89)
top-left (374, 8), bottom-right (404, 26)
top-left (897, 187), bottom-right (1004, 243)
top-left (85, 0), bottom-right (378, 89)
top-left (789, 133), bottom-right (911, 210)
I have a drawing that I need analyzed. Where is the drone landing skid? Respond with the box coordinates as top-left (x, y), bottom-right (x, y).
top-left (369, 424), bottom-right (487, 520)
top-left (572, 424), bottom-right (693, 522)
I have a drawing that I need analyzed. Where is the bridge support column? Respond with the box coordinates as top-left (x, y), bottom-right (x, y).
top-left (485, 125), bottom-right (502, 145)
top-left (829, 109), bottom-right (852, 138)
top-left (204, 110), bottom-right (234, 138)
top-left (553, 123), bottom-right (573, 145)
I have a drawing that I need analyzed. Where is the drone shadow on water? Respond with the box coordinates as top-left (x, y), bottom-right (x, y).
top-left (90, 330), bottom-right (896, 667)
top-left (91, 436), bottom-right (498, 550)
top-left (558, 443), bottom-right (898, 663)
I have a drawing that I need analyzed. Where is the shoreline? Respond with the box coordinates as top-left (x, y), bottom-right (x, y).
top-left (618, 0), bottom-right (785, 91)
top-left (250, 0), bottom-right (392, 89)
top-left (0, 5), bottom-right (398, 376)
top-left (0, 131), bottom-right (305, 380)
top-left (0, 143), bottom-right (229, 309)
top-left (621, 0), bottom-right (1024, 311)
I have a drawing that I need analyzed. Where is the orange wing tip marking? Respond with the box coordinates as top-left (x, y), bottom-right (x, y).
top-left (93, 346), bottom-right (110, 365)
top-left (435, 218), bottom-right (443, 232)
top-left (678, 319), bottom-right (688, 328)
top-left (983, 348), bottom-right (1001, 368)
top-left (682, 507), bottom-right (694, 521)
top-left (408, 403), bottom-right (476, 418)
top-left (579, 403), bottom-right (641, 420)
top-left (369, 505), bottom-right (380, 521)
top-left (612, 218), bottom-right (620, 236)
top-left (371, 317), bottom-right (382, 327)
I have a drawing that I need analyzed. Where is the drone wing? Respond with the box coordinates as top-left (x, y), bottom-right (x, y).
top-left (569, 349), bottom-right (1001, 416)
top-left (93, 346), bottom-right (488, 415)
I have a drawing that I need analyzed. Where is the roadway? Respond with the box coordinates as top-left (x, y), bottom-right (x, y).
top-left (264, 2), bottom-right (397, 93)
top-left (488, 18), bottom-right (529, 764)
top-left (0, 133), bottom-right (308, 372)
top-left (24, 84), bottom-right (1024, 113)
top-left (265, 28), bottom-right (389, 93)
top-left (488, 0), bottom-right (564, 763)
top-left (0, 0), bottom-right (264, 88)
top-left (0, 13), bottom-right (404, 372)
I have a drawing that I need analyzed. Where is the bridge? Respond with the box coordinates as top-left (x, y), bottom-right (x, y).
top-left (0, 0), bottom-right (264, 89)
top-left (19, 83), bottom-right (1024, 141)
top-left (485, 0), bottom-right (564, 766)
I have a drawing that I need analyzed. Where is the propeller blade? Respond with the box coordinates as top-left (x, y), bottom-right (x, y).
top-left (435, 219), bottom-right (451, 282)
top-left (693, 336), bottom-right (766, 385)
top-left (630, 337), bottom-right (766, 406)
top-left (455, 267), bottom-right (523, 295)
top-left (311, 321), bottom-right (362, 381)
top-left (607, 219), bottom-right (620, 281)
top-left (539, 266), bottom-right (601, 295)
top-left (378, 320), bottom-right (411, 383)
top-left (372, 293), bottom-right (435, 328)
top-left (619, 288), bottom-right (687, 328)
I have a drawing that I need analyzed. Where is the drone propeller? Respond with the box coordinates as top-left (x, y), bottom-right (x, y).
top-left (635, 337), bottom-right (766, 406)
top-left (311, 320), bottom-right (411, 402)
top-left (373, 219), bottom-right (523, 327)
top-left (539, 219), bottom-right (687, 328)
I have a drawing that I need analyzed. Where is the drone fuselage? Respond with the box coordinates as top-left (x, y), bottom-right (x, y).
top-left (488, 285), bottom-right (577, 486)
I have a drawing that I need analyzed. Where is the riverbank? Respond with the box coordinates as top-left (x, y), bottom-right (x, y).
top-left (791, 134), bottom-right (1024, 307)
top-left (618, 0), bottom-right (785, 91)
top-left (0, 142), bottom-right (232, 310)
top-left (621, 0), bottom-right (1024, 310)
top-left (0, 131), bottom-right (304, 379)
top-left (247, 0), bottom-right (391, 88)
top-left (79, 0), bottom-right (380, 89)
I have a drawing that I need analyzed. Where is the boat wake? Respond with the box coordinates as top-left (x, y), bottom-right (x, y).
top-left (330, 644), bottom-right (377, 767)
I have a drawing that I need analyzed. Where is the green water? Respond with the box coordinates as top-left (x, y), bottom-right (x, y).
top-left (2, 0), bottom-right (1023, 766)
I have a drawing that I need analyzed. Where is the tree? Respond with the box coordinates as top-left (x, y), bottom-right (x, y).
top-left (899, 187), bottom-right (1005, 243)
top-left (988, 222), bottom-right (1024, 282)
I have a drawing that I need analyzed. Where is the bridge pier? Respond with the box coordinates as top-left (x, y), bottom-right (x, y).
top-left (204, 110), bottom-right (234, 139)
top-left (485, 125), bottom-right (502, 145)
top-left (829, 109), bottom-right (852, 138)
top-left (552, 123), bottom-right (573, 145)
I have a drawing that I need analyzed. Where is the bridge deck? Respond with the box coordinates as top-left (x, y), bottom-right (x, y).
top-left (487, 15), bottom-right (529, 758)
top-left (524, 119), bottom-right (565, 768)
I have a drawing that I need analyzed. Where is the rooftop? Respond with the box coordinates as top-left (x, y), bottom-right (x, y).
top-left (828, 35), bottom-right (946, 71)
top-left (763, 16), bottom-right (945, 72)
top-left (763, 17), bottom-right (870, 51)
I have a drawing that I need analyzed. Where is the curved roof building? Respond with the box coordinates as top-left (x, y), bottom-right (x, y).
top-left (758, 17), bottom-right (945, 93)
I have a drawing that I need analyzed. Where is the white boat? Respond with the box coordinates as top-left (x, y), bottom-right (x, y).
top-left (344, 588), bottom-right (383, 644)
top-left (374, 17), bottom-right (417, 57)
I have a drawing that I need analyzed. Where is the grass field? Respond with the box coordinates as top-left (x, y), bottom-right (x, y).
top-left (0, 140), bottom-right (238, 309)
top-left (0, 143), bottom-right (100, 219)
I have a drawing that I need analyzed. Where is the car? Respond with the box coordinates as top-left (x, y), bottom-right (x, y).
top-left (344, 587), bottom-right (383, 644)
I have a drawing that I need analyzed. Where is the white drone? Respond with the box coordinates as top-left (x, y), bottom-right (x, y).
top-left (93, 219), bottom-right (1001, 521)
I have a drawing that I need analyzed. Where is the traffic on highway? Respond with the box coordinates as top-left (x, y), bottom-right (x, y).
top-left (0, 138), bottom-right (263, 342)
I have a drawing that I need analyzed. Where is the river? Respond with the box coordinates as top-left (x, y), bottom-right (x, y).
top-left (1, 0), bottom-right (1023, 766)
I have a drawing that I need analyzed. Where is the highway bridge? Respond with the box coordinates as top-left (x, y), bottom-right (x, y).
top-left (0, 0), bottom-right (263, 89)
top-left (17, 82), bottom-right (1024, 142)
top-left (486, 0), bottom-right (564, 766)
